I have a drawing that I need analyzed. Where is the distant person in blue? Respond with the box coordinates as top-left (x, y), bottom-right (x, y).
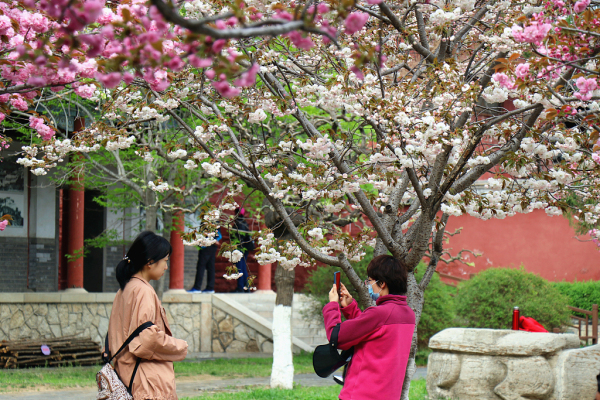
top-left (232, 208), bottom-right (255, 293)
top-left (188, 228), bottom-right (221, 294)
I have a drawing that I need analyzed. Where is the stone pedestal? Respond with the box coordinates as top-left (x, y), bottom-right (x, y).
top-left (427, 328), bottom-right (599, 400)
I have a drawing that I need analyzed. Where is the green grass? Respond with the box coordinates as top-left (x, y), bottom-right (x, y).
top-left (0, 354), bottom-right (315, 392)
top-left (180, 379), bottom-right (428, 400)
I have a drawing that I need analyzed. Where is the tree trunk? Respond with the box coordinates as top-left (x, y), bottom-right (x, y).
top-left (401, 272), bottom-right (426, 400)
top-left (145, 188), bottom-right (157, 232)
top-left (270, 262), bottom-right (295, 389)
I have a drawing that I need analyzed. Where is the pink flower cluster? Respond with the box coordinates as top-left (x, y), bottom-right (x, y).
top-left (515, 63), bottom-right (530, 79)
top-left (492, 72), bottom-right (516, 90)
top-left (29, 116), bottom-right (55, 141)
top-left (0, 220), bottom-right (8, 231)
top-left (574, 77), bottom-right (597, 101)
top-left (574, 0), bottom-right (590, 13)
top-left (345, 12), bottom-right (369, 35)
top-left (512, 21), bottom-right (552, 45)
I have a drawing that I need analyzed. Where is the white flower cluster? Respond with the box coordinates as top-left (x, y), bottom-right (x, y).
top-left (154, 98), bottom-right (179, 110)
top-left (201, 162), bottom-right (233, 178)
top-left (184, 160), bottom-right (197, 169)
top-left (168, 149), bottom-right (188, 159)
top-left (183, 230), bottom-right (220, 247)
top-left (429, 8), bottom-right (462, 27)
top-left (248, 109), bottom-right (267, 123)
top-left (223, 250), bottom-right (244, 263)
top-left (307, 227), bottom-right (324, 241)
top-left (106, 136), bottom-right (136, 151)
top-left (148, 181), bottom-right (170, 192)
top-left (132, 106), bottom-right (170, 123)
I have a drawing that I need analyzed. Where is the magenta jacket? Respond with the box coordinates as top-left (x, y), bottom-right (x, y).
top-left (322, 294), bottom-right (415, 400)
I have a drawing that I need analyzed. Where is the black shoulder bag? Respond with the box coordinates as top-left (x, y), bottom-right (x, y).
top-left (313, 323), bottom-right (354, 380)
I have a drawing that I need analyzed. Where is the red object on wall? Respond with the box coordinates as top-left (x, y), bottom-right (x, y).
top-left (512, 307), bottom-right (520, 330)
top-left (519, 316), bottom-right (548, 332)
top-left (169, 211), bottom-right (185, 290)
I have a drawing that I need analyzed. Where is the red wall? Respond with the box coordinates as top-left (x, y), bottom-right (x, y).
top-left (436, 210), bottom-right (600, 282)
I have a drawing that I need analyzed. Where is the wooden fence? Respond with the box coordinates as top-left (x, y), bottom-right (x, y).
top-left (567, 304), bottom-right (598, 345)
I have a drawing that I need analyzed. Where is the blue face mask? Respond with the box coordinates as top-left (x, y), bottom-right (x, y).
top-left (368, 282), bottom-right (380, 301)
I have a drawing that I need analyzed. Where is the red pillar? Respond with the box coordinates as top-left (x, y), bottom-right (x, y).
top-left (257, 263), bottom-right (273, 290)
top-left (66, 118), bottom-right (85, 291)
top-left (169, 211), bottom-right (185, 290)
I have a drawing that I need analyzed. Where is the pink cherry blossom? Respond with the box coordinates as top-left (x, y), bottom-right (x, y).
top-left (515, 63), bottom-right (530, 79)
top-left (574, 77), bottom-right (597, 101)
top-left (574, 0), bottom-right (590, 12)
top-left (0, 220), bottom-right (8, 231)
top-left (287, 31), bottom-right (314, 49)
top-left (96, 71), bottom-right (122, 88)
top-left (512, 22), bottom-right (552, 45)
top-left (212, 79), bottom-right (241, 98)
top-left (189, 55), bottom-right (213, 68)
top-left (492, 72), bottom-right (516, 90)
top-left (234, 63), bottom-right (260, 87)
top-left (74, 84), bottom-right (96, 98)
top-left (29, 116), bottom-right (55, 141)
top-left (366, 0), bottom-right (383, 4)
top-left (345, 12), bottom-right (369, 35)
top-left (10, 96), bottom-right (28, 111)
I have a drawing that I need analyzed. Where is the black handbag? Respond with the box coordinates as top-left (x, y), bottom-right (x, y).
top-left (313, 323), bottom-right (354, 378)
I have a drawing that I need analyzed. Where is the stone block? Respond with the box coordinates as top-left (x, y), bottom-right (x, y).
top-left (261, 339), bottom-right (273, 353)
top-left (212, 320), bottom-right (218, 339)
top-left (427, 328), bottom-right (596, 400)
top-left (9, 310), bottom-right (24, 329)
top-left (234, 323), bottom-right (249, 342)
top-left (429, 328), bottom-right (579, 356)
top-left (246, 339), bottom-right (259, 352)
top-left (213, 308), bottom-right (226, 323)
top-left (212, 339), bottom-right (224, 353)
top-left (219, 316), bottom-right (233, 333)
top-left (554, 344), bottom-right (600, 400)
top-left (226, 340), bottom-right (248, 353)
top-left (219, 332), bottom-right (233, 348)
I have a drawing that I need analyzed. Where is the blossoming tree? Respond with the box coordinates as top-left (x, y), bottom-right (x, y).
top-left (8, 0), bottom-right (600, 397)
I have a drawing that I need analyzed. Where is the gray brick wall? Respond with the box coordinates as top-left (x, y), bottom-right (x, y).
top-left (0, 237), bottom-right (57, 292)
top-left (0, 237), bottom-right (28, 292)
top-left (28, 239), bottom-right (57, 292)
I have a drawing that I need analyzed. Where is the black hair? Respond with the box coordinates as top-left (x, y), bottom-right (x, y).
top-left (115, 231), bottom-right (172, 290)
top-left (366, 255), bottom-right (408, 295)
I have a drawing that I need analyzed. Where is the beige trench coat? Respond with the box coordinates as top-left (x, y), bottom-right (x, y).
top-left (106, 276), bottom-right (188, 400)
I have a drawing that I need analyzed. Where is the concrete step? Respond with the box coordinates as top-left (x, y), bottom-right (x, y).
top-left (216, 292), bottom-right (327, 349)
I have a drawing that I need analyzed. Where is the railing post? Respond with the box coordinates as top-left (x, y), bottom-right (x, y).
top-left (593, 304), bottom-right (598, 345)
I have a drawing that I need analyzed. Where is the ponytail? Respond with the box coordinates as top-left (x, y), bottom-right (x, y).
top-left (115, 231), bottom-right (172, 290)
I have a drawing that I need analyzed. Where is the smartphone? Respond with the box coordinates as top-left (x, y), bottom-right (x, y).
top-left (334, 271), bottom-right (341, 294)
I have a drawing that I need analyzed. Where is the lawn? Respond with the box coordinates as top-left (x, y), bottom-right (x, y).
top-left (179, 379), bottom-right (429, 400)
top-left (0, 353), bottom-right (315, 392)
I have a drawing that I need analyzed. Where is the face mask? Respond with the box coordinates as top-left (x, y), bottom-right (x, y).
top-left (368, 282), bottom-right (380, 301)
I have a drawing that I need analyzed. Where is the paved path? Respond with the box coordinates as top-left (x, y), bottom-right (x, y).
top-left (0, 368), bottom-right (427, 399)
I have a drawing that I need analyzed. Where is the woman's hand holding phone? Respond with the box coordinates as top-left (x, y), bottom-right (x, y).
top-left (340, 283), bottom-right (353, 308)
top-left (329, 284), bottom-right (340, 303)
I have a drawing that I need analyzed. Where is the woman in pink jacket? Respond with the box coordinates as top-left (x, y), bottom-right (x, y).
top-left (323, 255), bottom-right (415, 400)
top-left (106, 231), bottom-right (188, 400)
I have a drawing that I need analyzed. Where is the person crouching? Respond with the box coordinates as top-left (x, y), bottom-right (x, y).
top-left (323, 255), bottom-right (415, 400)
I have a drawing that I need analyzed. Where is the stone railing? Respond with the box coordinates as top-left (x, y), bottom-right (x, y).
top-left (426, 328), bottom-right (600, 400)
top-left (0, 292), bottom-right (314, 355)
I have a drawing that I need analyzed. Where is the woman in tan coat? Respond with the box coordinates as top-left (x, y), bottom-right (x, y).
top-left (106, 231), bottom-right (188, 400)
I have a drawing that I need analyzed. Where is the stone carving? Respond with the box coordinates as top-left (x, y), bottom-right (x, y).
top-left (427, 328), bottom-right (598, 400)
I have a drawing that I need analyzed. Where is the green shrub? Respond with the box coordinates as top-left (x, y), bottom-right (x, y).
top-left (552, 280), bottom-right (600, 317)
top-left (303, 248), bottom-right (457, 351)
top-left (455, 267), bottom-right (571, 331)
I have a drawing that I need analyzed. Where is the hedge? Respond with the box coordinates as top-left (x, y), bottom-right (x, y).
top-left (455, 267), bottom-right (571, 331)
